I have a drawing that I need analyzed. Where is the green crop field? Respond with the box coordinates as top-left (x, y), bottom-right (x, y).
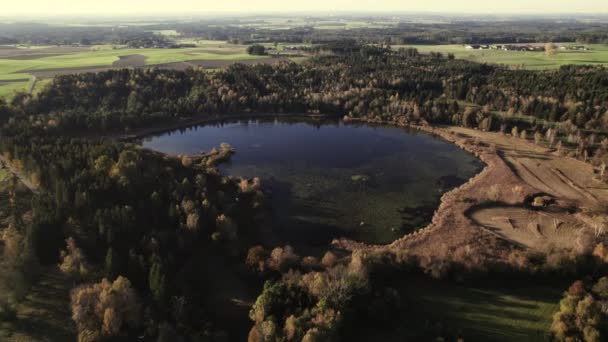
top-left (0, 41), bottom-right (268, 99)
top-left (397, 43), bottom-right (608, 70)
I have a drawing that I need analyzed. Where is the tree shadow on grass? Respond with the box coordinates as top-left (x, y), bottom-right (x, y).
top-left (7, 268), bottom-right (75, 341)
top-left (402, 276), bottom-right (565, 342)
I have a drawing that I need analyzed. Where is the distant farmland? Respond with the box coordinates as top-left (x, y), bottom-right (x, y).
top-left (0, 42), bottom-right (278, 99)
top-left (396, 43), bottom-right (608, 69)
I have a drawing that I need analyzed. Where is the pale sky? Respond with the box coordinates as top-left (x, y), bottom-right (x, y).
top-left (2, 0), bottom-right (608, 16)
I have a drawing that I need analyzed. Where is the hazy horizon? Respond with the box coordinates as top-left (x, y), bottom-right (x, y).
top-left (2, 0), bottom-right (608, 17)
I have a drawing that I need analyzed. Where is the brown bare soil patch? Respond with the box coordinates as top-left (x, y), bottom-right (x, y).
top-left (470, 205), bottom-right (589, 250)
top-left (150, 61), bottom-right (196, 71)
top-left (0, 46), bottom-right (90, 60)
top-left (112, 54), bottom-right (148, 68)
top-left (334, 124), bottom-right (608, 264)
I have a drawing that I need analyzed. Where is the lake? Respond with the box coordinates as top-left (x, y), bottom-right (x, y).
top-left (142, 118), bottom-right (483, 247)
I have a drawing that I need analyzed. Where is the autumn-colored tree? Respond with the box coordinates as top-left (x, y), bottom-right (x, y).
top-left (568, 280), bottom-right (586, 297)
top-left (246, 245), bottom-right (268, 272)
top-left (520, 129), bottom-right (527, 140)
top-left (70, 276), bottom-right (141, 341)
top-left (268, 246), bottom-right (300, 272)
top-left (185, 212), bottom-right (200, 232)
top-left (216, 214), bottom-right (237, 240)
top-left (592, 243), bottom-right (608, 263)
top-left (93, 155), bottom-right (113, 174)
top-left (534, 131), bottom-right (543, 145)
top-left (511, 126), bottom-right (519, 137)
top-left (59, 237), bottom-right (90, 279)
top-left (321, 252), bottom-right (338, 268)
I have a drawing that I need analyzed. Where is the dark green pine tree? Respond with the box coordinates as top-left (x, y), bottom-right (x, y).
top-left (105, 247), bottom-right (119, 280)
top-left (149, 257), bottom-right (167, 305)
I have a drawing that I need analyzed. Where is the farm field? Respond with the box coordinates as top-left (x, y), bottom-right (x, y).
top-left (397, 43), bottom-right (608, 69)
top-left (0, 41), bottom-right (274, 99)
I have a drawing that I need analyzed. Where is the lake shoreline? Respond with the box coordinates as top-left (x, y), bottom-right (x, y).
top-left (120, 112), bottom-right (332, 141)
top-left (336, 117), bottom-right (607, 269)
top-left (141, 115), bottom-right (484, 246)
top-left (135, 112), bottom-right (606, 267)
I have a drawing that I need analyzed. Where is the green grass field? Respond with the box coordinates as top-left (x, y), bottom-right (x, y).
top-left (0, 41), bottom-right (267, 99)
top-left (401, 275), bottom-right (567, 341)
top-left (397, 43), bottom-right (608, 70)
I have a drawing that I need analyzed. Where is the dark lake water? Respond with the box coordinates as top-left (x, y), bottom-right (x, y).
top-left (142, 118), bottom-right (483, 246)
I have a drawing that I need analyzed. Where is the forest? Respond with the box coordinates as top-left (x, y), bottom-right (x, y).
top-left (2, 43), bottom-right (608, 341)
top-left (3, 18), bottom-right (608, 46)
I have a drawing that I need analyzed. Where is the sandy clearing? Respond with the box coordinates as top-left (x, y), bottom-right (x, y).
top-left (470, 205), bottom-right (587, 250)
top-left (334, 123), bottom-right (608, 264)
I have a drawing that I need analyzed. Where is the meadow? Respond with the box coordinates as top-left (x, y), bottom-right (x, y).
top-left (405, 276), bottom-right (566, 341)
top-left (398, 43), bottom-right (608, 69)
top-left (0, 41), bottom-right (268, 99)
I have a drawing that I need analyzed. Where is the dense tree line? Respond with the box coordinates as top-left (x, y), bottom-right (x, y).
top-left (550, 245), bottom-right (608, 341)
top-left (15, 46), bottom-right (607, 133)
top-left (3, 19), bottom-right (608, 47)
top-left (0, 22), bottom-right (175, 47)
top-left (153, 19), bottom-right (608, 45)
top-left (6, 44), bottom-right (608, 174)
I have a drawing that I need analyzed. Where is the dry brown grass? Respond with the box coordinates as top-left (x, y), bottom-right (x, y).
top-left (335, 124), bottom-right (608, 267)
